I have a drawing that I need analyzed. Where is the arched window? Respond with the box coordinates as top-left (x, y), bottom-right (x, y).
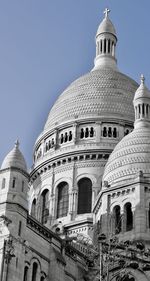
top-left (103, 127), bottom-right (107, 137)
top-left (113, 205), bottom-right (121, 234)
top-left (64, 132), bottom-right (68, 142)
top-left (31, 262), bottom-right (38, 281)
top-left (51, 139), bottom-right (54, 147)
top-left (60, 134), bottom-right (63, 144)
top-left (80, 128), bottom-right (84, 139)
top-left (77, 178), bottom-right (92, 214)
top-left (124, 202), bottom-right (133, 231)
top-left (85, 128), bottom-right (89, 138)
top-left (2, 178), bottom-right (6, 189)
top-left (69, 131), bottom-right (72, 141)
top-left (48, 141), bottom-right (51, 150)
top-left (41, 190), bottom-right (49, 224)
top-left (90, 127), bottom-right (94, 137)
top-left (113, 128), bottom-right (117, 138)
top-left (23, 266), bottom-right (29, 281)
top-left (57, 182), bottom-right (69, 218)
top-left (108, 127), bottom-right (112, 137)
top-left (31, 199), bottom-right (36, 218)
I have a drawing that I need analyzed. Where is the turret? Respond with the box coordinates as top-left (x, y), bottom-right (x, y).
top-left (93, 8), bottom-right (118, 70)
top-left (0, 140), bottom-right (29, 237)
top-left (133, 75), bottom-right (150, 129)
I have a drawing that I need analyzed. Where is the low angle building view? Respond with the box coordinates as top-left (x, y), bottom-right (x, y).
top-left (0, 4), bottom-right (150, 281)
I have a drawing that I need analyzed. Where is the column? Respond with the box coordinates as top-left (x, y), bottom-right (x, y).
top-left (53, 129), bottom-right (58, 149)
top-left (73, 122), bottom-right (78, 144)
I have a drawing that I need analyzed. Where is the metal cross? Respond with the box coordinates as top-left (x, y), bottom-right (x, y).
top-left (103, 8), bottom-right (110, 18)
top-left (140, 74), bottom-right (145, 84)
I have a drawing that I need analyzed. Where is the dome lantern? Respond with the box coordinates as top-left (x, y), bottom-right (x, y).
top-left (93, 8), bottom-right (118, 71)
top-left (133, 75), bottom-right (150, 129)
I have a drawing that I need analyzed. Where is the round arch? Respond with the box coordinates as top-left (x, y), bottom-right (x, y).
top-left (56, 181), bottom-right (69, 218)
top-left (77, 177), bottom-right (92, 214)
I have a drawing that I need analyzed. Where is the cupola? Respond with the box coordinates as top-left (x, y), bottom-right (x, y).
top-left (133, 75), bottom-right (150, 129)
top-left (93, 8), bottom-right (118, 70)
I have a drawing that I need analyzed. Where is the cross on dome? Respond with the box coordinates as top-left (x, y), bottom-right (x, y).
top-left (15, 139), bottom-right (20, 148)
top-left (140, 74), bottom-right (145, 85)
top-left (103, 8), bottom-right (110, 18)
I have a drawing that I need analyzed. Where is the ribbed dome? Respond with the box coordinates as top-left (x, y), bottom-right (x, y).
top-left (103, 127), bottom-right (150, 185)
top-left (96, 15), bottom-right (116, 37)
top-left (44, 68), bottom-right (138, 132)
top-left (1, 141), bottom-right (27, 172)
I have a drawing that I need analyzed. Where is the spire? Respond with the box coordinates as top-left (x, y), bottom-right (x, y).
top-left (133, 75), bottom-right (150, 128)
top-left (93, 9), bottom-right (118, 71)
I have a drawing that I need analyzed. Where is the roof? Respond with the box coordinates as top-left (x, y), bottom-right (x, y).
top-left (96, 14), bottom-right (116, 37)
top-left (1, 140), bottom-right (27, 172)
top-left (42, 68), bottom-right (138, 133)
top-left (134, 75), bottom-right (150, 102)
top-left (103, 127), bottom-right (150, 186)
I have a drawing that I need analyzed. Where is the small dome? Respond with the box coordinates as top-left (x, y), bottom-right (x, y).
top-left (134, 75), bottom-right (150, 101)
top-left (1, 140), bottom-right (27, 172)
top-left (96, 9), bottom-right (116, 37)
top-left (103, 128), bottom-right (150, 186)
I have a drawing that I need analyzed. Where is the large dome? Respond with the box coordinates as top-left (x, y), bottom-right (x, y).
top-left (44, 68), bottom-right (138, 132)
top-left (103, 127), bottom-right (150, 185)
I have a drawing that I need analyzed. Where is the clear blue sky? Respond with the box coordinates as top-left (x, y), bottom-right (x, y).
top-left (0, 0), bottom-right (150, 169)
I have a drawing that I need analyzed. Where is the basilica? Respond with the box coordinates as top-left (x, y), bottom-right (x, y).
top-left (0, 8), bottom-right (150, 281)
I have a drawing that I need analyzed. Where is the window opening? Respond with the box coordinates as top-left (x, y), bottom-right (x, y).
top-left (85, 128), bottom-right (89, 138)
top-left (64, 132), bottom-right (68, 142)
top-left (18, 221), bottom-right (22, 236)
top-left (41, 190), bottom-right (49, 224)
top-left (108, 127), bottom-right (112, 137)
top-left (31, 263), bottom-right (38, 281)
top-left (90, 127), bottom-right (94, 137)
top-left (124, 202), bottom-right (133, 231)
top-left (80, 128), bottom-right (84, 139)
top-left (31, 199), bottom-right (36, 218)
top-left (103, 127), bottom-right (107, 137)
top-left (104, 39), bottom-right (106, 53)
top-left (2, 178), bottom-right (6, 189)
top-left (12, 177), bottom-right (16, 188)
top-left (57, 182), bottom-right (69, 218)
top-left (60, 134), bottom-right (63, 144)
top-left (77, 178), bottom-right (92, 214)
top-left (23, 266), bottom-right (29, 281)
top-left (113, 206), bottom-right (121, 234)
top-left (69, 131), bottom-right (72, 141)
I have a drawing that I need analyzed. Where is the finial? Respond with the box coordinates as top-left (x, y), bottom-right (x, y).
top-left (15, 139), bottom-right (20, 148)
top-left (140, 74), bottom-right (145, 85)
top-left (103, 8), bottom-right (110, 18)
